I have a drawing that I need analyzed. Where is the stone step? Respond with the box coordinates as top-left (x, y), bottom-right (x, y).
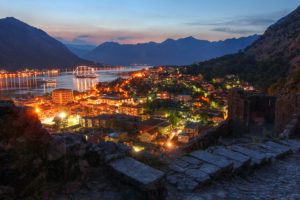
top-left (229, 145), bottom-right (268, 166)
top-left (189, 150), bottom-right (233, 173)
top-left (109, 157), bottom-right (166, 193)
top-left (168, 162), bottom-right (187, 173)
top-left (167, 172), bottom-right (200, 191)
top-left (166, 172), bottom-right (199, 192)
top-left (276, 139), bottom-right (300, 152)
top-left (287, 139), bottom-right (300, 146)
top-left (180, 156), bottom-right (202, 165)
top-left (208, 146), bottom-right (251, 171)
top-left (198, 162), bottom-right (222, 178)
top-left (265, 141), bottom-right (292, 154)
top-left (169, 156), bottom-right (222, 179)
top-left (167, 157), bottom-right (212, 188)
top-left (247, 144), bottom-right (278, 159)
top-left (167, 158), bottom-right (190, 173)
top-left (184, 168), bottom-right (211, 184)
top-left (261, 141), bottom-right (292, 157)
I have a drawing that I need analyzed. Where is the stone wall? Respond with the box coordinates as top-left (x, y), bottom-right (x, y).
top-left (226, 89), bottom-right (300, 138)
top-left (228, 89), bottom-right (276, 134)
top-left (276, 94), bottom-right (300, 138)
top-left (180, 119), bottom-right (232, 152)
top-left (0, 101), bottom-right (130, 199)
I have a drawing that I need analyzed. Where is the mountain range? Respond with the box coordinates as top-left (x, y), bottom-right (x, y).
top-left (55, 37), bottom-right (97, 57)
top-left (0, 17), bottom-right (94, 71)
top-left (245, 6), bottom-right (300, 68)
top-left (0, 5), bottom-right (298, 73)
top-left (84, 35), bottom-right (259, 66)
top-left (184, 6), bottom-right (300, 91)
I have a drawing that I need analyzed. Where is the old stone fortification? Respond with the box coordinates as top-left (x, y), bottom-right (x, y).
top-left (227, 89), bottom-right (299, 138)
top-left (228, 89), bottom-right (276, 134)
top-left (275, 94), bottom-right (300, 137)
top-left (0, 101), bottom-right (166, 200)
top-left (180, 89), bottom-right (300, 156)
top-left (180, 119), bottom-right (232, 152)
top-left (1, 90), bottom-right (299, 199)
top-left (163, 91), bottom-right (300, 193)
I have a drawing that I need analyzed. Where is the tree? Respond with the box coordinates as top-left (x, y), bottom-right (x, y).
top-left (199, 112), bottom-right (209, 124)
top-left (168, 111), bottom-right (180, 126)
top-left (53, 116), bottom-right (61, 131)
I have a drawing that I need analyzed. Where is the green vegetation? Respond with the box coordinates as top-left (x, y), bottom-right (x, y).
top-left (145, 99), bottom-right (182, 112)
top-left (183, 52), bottom-right (291, 91)
top-left (126, 77), bottom-right (151, 96)
top-left (268, 67), bottom-right (300, 95)
top-left (105, 117), bottom-right (135, 135)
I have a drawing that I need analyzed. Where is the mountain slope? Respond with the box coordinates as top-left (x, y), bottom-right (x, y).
top-left (85, 35), bottom-right (259, 66)
top-left (184, 6), bottom-right (300, 91)
top-left (65, 44), bottom-right (97, 57)
top-left (245, 5), bottom-right (300, 68)
top-left (0, 17), bottom-right (91, 71)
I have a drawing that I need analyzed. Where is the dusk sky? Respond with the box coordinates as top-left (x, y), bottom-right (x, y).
top-left (0, 0), bottom-right (299, 45)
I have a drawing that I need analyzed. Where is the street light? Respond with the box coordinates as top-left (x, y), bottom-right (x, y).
top-left (167, 142), bottom-right (173, 148)
top-left (59, 112), bottom-right (66, 119)
top-left (35, 108), bottom-right (40, 113)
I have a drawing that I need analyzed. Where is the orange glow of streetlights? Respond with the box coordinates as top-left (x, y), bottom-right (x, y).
top-left (35, 108), bottom-right (40, 113)
top-left (167, 142), bottom-right (173, 148)
top-left (59, 112), bottom-right (66, 119)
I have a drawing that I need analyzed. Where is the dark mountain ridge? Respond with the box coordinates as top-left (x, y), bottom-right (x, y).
top-left (184, 6), bottom-right (300, 91)
top-left (0, 17), bottom-right (94, 71)
top-left (85, 35), bottom-right (259, 66)
top-left (245, 5), bottom-right (300, 68)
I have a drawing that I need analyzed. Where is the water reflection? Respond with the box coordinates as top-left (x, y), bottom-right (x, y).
top-left (73, 78), bottom-right (98, 92)
top-left (0, 66), bottom-right (148, 97)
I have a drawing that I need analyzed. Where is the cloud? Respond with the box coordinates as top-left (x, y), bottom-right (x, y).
top-left (68, 35), bottom-right (95, 45)
top-left (212, 27), bottom-right (259, 34)
top-left (108, 36), bottom-right (136, 41)
top-left (116, 36), bottom-right (134, 41)
top-left (186, 16), bottom-right (276, 27)
top-left (77, 34), bottom-right (93, 38)
top-left (185, 9), bottom-right (290, 35)
top-left (71, 38), bottom-right (91, 45)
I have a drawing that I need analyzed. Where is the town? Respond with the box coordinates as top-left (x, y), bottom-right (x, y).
top-left (13, 66), bottom-right (255, 154)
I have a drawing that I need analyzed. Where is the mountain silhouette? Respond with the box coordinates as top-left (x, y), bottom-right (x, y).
top-left (0, 17), bottom-right (93, 71)
top-left (84, 35), bottom-right (259, 66)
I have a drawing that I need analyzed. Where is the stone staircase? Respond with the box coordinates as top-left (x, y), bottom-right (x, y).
top-left (165, 139), bottom-right (300, 192)
top-left (106, 139), bottom-right (300, 199)
top-left (108, 156), bottom-right (167, 200)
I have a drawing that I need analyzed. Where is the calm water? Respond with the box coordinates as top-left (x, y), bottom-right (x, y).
top-left (0, 66), bottom-right (148, 97)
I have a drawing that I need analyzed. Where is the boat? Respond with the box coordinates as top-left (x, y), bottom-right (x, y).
top-left (74, 66), bottom-right (97, 79)
top-left (75, 74), bottom-right (97, 79)
top-left (42, 79), bottom-right (57, 83)
top-left (45, 79), bottom-right (56, 83)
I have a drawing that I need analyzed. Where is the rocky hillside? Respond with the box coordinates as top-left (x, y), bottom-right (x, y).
top-left (0, 101), bottom-right (131, 199)
top-left (85, 35), bottom-right (259, 66)
top-left (245, 6), bottom-right (300, 68)
top-left (184, 6), bottom-right (300, 91)
top-left (0, 17), bottom-right (94, 71)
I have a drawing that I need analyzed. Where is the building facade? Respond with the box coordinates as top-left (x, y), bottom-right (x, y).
top-left (52, 89), bottom-right (74, 105)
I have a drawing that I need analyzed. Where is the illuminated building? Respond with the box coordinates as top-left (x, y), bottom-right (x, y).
top-left (183, 122), bottom-right (200, 135)
top-left (104, 132), bottom-right (128, 143)
top-left (52, 89), bottom-right (74, 105)
top-left (175, 94), bottom-right (192, 104)
top-left (98, 95), bottom-right (134, 106)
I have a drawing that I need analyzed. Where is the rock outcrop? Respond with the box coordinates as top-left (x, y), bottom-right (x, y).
top-left (0, 101), bottom-right (131, 199)
top-left (245, 6), bottom-right (300, 68)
